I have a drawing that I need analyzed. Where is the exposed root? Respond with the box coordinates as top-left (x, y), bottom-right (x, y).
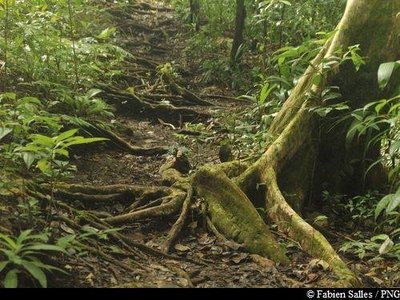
top-left (53, 190), bottom-right (129, 204)
top-left (164, 73), bottom-right (214, 107)
top-left (162, 186), bottom-right (194, 253)
top-left (133, 2), bottom-right (174, 12)
top-left (205, 216), bottom-right (243, 250)
top-left (201, 93), bottom-right (252, 104)
top-left (263, 168), bottom-right (359, 287)
top-left (43, 183), bottom-right (171, 199)
top-left (86, 124), bottom-right (168, 156)
top-left (99, 84), bottom-right (210, 124)
top-left (193, 166), bottom-right (289, 264)
top-left (103, 189), bottom-right (186, 225)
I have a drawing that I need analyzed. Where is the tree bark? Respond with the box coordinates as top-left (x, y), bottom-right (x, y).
top-left (231, 0), bottom-right (246, 65)
top-left (189, 0), bottom-right (200, 31)
top-left (193, 0), bottom-right (400, 287)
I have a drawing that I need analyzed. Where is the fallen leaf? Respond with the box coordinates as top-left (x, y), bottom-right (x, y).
top-left (149, 264), bottom-right (171, 272)
top-left (86, 273), bottom-right (95, 287)
top-left (130, 232), bottom-right (145, 241)
top-left (293, 270), bottom-right (306, 280)
top-left (309, 259), bottom-right (330, 271)
top-left (177, 278), bottom-right (189, 287)
top-left (188, 221), bottom-right (198, 229)
top-left (198, 233), bottom-right (216, 245)
top-left (211, 246), bottom-right (223, 255)
top-left (370, 276), bottom-right (384, 285)
top-left (60, 223), bottom-right (75, 234)
top-left (174, 244), bottom-right (191, 252)
top-left (306, 273), bottom-right (319, 283)
top-left (232, 253), bottom-right (249, 264)
top-left (64, 265), bottom-right (73, 271)
top-left (250, 254), bottom-right (275, 268)
top-left (110, 276), bottom-right (118, 285)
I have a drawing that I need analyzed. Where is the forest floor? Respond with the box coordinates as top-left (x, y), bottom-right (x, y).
top-left (2, 0), bottom-right (398, 288)
top-left (64, 0), bottom-right (334, 288)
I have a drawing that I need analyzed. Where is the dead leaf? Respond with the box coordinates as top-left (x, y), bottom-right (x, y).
top-left (309, 259), bottom-right (330, 271)
top-left (370, 276), bottom-right (384, 285)
top-left (250, 254), bottom-right (275, 268)
top-left (149, 264), bottom-right (171, 272)
top-left (198, 233), bottom-right (216, 245)
top-left (86, 273), bottom-right (95, 286)
top-left (110, 276), bottom-right (118, 285)
top-left (60, 223), bottom-right (75, 234)
top-left (306, 273), bottom-right (319, 283)
top-left (232, 253), bottom-right (249, 264)
top-left (379, 238), bottom-right (394, 255)
top-left (211, 246), bottom-right (223, 255)
top-left (177, 278), bottom-right (189, 287)
top-left (130, 232), bottom-right (145, 241)
top-left (188, 221), bottom-right (198, 229)
top-left (64, 264), bottom-right (73, 271)
top-left (174, 244), bottom-right (191, 252)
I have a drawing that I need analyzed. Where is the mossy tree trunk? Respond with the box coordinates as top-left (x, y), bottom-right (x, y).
top-left (193, 0), bottom-right (400, 287)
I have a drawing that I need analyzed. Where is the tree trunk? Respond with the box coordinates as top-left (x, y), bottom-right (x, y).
top-left (231, 0), bottom-right (246, 65)
top-left (189, 0), bottom-right (200, 31)
top-left (194, 0), bottom-right (400, 287)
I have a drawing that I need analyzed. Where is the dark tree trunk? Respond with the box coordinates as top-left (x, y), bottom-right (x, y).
top-left (189, 0), bottom-right (200, 31)
top-left (231, 0), bottom-right (246, 65)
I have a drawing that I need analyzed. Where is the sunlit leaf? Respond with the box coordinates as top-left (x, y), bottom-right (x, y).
top-left (4, 269), bottom-right (18, 288)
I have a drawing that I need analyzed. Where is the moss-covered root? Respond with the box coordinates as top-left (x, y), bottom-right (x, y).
top-left (263, 167), bottom-right (360, 287)
top-left (193, 166), bottom-right (289, 265)
top-left (103, 189), bottom-right (186, 225)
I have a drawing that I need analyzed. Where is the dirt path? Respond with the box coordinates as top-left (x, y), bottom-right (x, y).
top-left (57, 0), bottom-right (346, 288)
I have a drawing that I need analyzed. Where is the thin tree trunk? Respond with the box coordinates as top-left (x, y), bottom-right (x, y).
top-left (231, 0), bottom-right (246, 65)
top-left (189, 0), bottom-right (200, 31)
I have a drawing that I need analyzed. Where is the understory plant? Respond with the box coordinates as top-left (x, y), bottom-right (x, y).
top-left (0, 230), bottom-right (68, 288)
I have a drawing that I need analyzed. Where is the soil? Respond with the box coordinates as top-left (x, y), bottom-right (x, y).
top-left (1, 0), bottom-right (398, 289)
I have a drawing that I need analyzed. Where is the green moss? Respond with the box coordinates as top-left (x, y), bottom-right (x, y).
top-left (194, 166), bottom-right (289, 264)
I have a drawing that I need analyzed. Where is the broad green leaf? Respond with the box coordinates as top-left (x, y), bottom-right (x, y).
top-left (4, 269), bottom-right (18, 288)
top-left (386, 193), bottom-right (400, 214)
top-left (375, 194), bottom-right (394, 220)
top-left (378, 61), bottom-right (400, 90)
top-left (54, 148), bottom-right (69, 157)
top-left (63, 137), bottom-right (107, 148)
top-left (97, 27), bottom-right (116, 40)
top-left (24, 244), bottom-right (67, 254)
top-left (374, 100), bottom-right (388, 114)
top-left (22, 152), bottom-right (36, 169)
top-left (0, 261), bottom-right (8, 273)
top-left (37, 159), bottom-right (51, 174)
top-left (0, 128), bottom-right (12, 141)
top-left (16, 230), bottom-right (33, 245)
top-left (1, 93), bottom-right (16, 101)
top-left (21, 261), bottom-right (47, 288)
top-left (55, 129), bottom-right (79, 143)
top-left (56, 235), bottom-right (76, 249)
top-left (31, 134), bottom-right (54, 146)
top-left (86, 89), bottom-right (103, 99)
top-left (371, 234), bottom-right (389, 242)
top-left (0, 233), bottom-right (17, 249)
